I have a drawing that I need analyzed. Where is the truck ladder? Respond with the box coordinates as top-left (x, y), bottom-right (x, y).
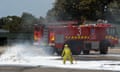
top-left (43, 26), bottom-right (49, 45)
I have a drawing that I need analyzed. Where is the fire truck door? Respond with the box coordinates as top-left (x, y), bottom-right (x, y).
top-left (90, 28), bottom-right (96, 39)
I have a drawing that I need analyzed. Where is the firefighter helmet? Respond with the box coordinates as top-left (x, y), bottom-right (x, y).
top-left (64, 44), bottom-right (68, 47)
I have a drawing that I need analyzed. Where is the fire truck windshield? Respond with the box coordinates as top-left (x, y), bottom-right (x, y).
top-left (106, 27), bottom-right (118, 36)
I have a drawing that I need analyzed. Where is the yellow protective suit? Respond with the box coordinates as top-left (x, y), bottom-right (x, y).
top-left (62, 45), bottom-right (73, 64)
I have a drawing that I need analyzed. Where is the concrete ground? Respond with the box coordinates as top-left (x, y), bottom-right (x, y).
top-left (23, 67), bottom-right (117, 72)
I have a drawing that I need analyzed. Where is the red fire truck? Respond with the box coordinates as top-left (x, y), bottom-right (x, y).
top-left (34, 21), bottom-right (119, 55)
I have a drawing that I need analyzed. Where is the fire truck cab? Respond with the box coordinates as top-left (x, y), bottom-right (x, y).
top-left (34, 21), bottom-right (119, 55)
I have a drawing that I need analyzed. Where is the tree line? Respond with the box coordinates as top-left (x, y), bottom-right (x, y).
top-left (47, 0), bottom-right (120, 21)
top-left (0, 12), bottom-right (43, 33)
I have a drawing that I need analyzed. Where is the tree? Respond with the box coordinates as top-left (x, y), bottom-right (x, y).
top-left (47, 0), bottom-right (114, 21)
top-left (0, 17), bottom-right (5, 28)
top-left (20, 12), bottom-right (37, 32)
top-left (1, 16), bottom-right (21, 32)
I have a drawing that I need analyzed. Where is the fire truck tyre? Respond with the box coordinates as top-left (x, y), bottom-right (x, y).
top-left (56, 51), bottom-right (62, 56)
top-left (83, 50), bottom-right (90, 55)
top-left (100, 47), bottom-right (108, 54)
top-left (47, 47), bottom-right (55, 55)
top-left (55, 48), bottom-right (62, 56)
top-left (52, 48), bottom-right (56, 55)
top-left (100, 40), bottom-right (110, 54)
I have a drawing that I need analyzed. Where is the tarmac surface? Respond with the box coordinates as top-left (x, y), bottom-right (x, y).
top-left (23, 67), bottom-right (119, 72)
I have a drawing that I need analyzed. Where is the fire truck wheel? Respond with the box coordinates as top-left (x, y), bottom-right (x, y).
top-left (55, 48), bottom-right (62, 56)
top-left (83, 50), bottom-right (90, 55)
top-left (56, 51), bottom-right (62, 56)
top-left (100, 40), bottom-right (110, 54)
top-left (100, 47), bottom-right (108, 54)
top-left (46, 47), bottom-right (56, 55)
top-left (51, 48), bottom-right (56, 55)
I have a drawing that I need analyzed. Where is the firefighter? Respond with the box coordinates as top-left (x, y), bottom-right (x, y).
top-left (62, 44), bottom-right (73, 64)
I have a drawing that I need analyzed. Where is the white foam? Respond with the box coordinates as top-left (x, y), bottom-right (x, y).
top-left (0, 44), bottom-right (120, 71)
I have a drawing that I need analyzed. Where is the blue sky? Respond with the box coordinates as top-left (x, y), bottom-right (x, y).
top-left (0, 0), bottom-right (54, 18)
